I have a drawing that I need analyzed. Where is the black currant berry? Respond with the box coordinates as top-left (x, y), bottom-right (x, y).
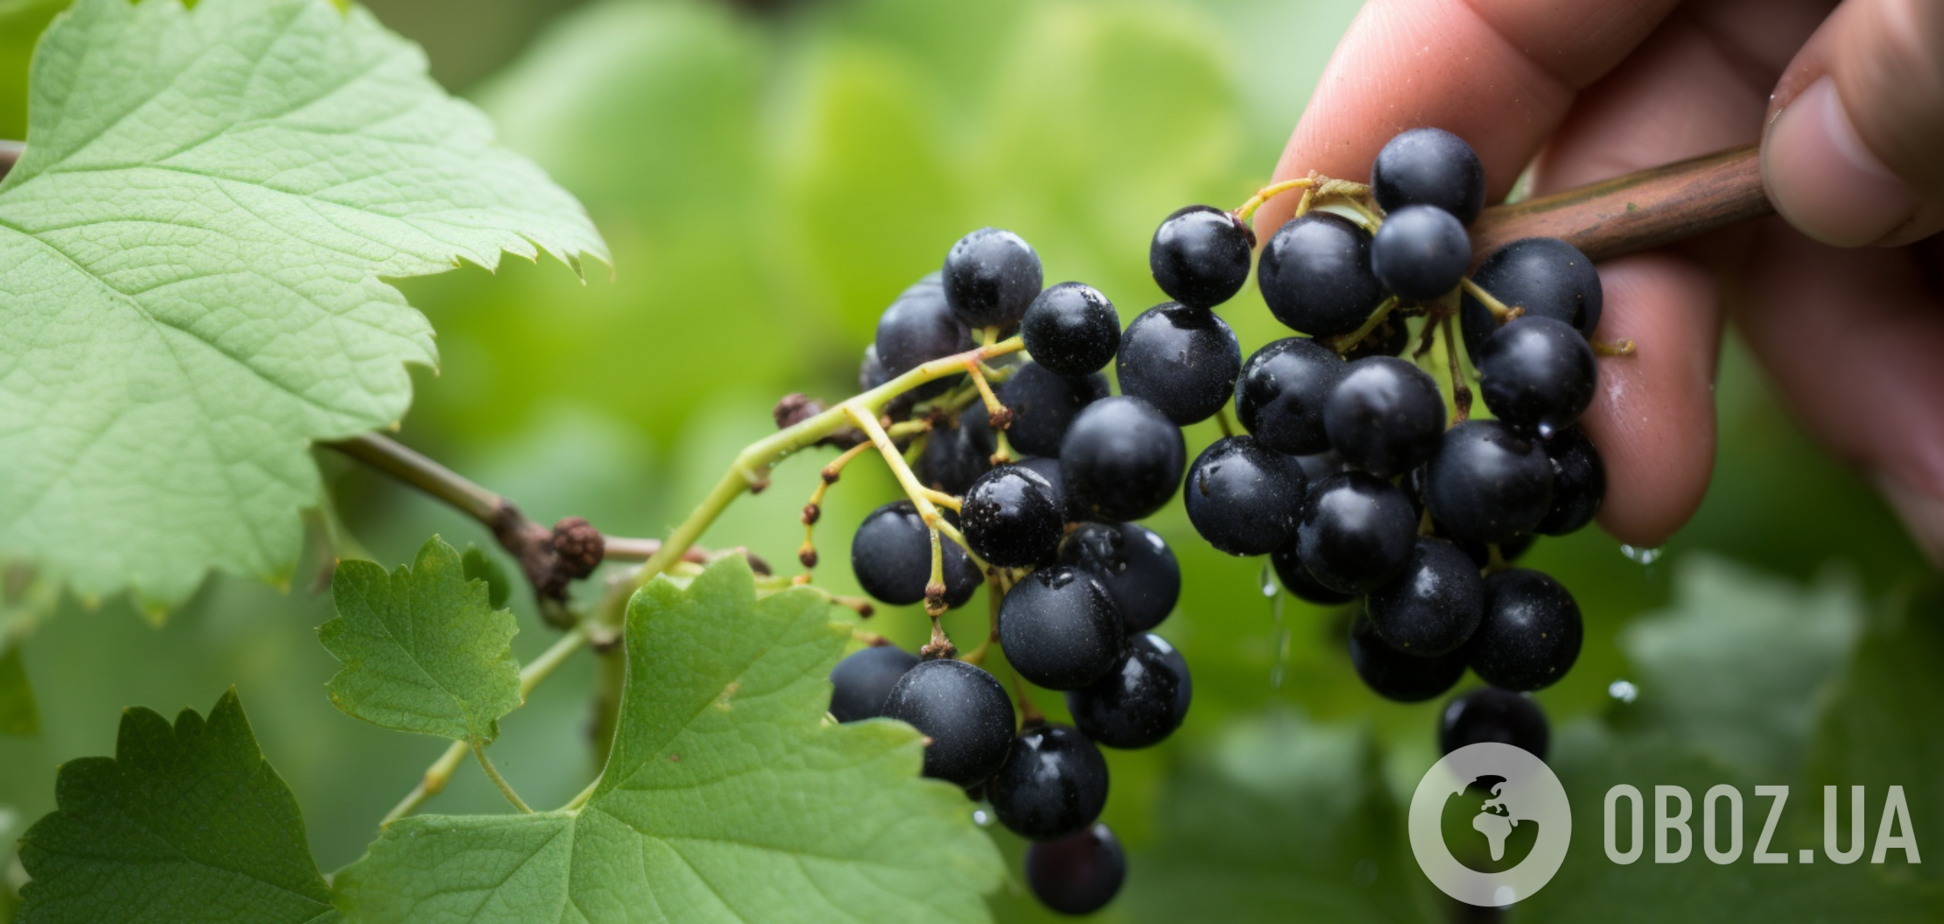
top-left (1370, 204), bottom-right (1469, 301)
top-left (1234, 337), bottom-right (1345, 456)
top-left (828, 645), bottom-right (920, 723)
top-left (915, 414), bottom-right (994, 496)
top-left (1016, 455), bottom-right (1087, 524)
top-left (1348, 613), bottom-right (1467, 703)
top-left (1060, 396), bottom-right (1187, 521)
top-left (1459, 237), bottom-right (1603, 360)
top-left (1440, 687), bottom-right (1549, 758)
top-left (1026, 823), bottom-right (1126, 916)
top-left (1066, 633), bottom-right (1190, 749)
top-left (1257, 212), bottom-right (1386, 338)
top-left (1184, 435), bottom-right (1305, 557)
top-left (1271, 539), bottom-right (1356, 605)
top-left (1366, 537), bottom-right (1485, 656)
top-left (1370, 127), bottom-right (1486, 224)
top-left (850, 501), bottom-right (982, 608)
top-left (1477, 315), bottom-right (1596, 436)
top-left (1149, 204), bottom-right (1255, 309)
top-left (990, 723), bottom-right (1110, 841)
top-left (1323, 355), bottom-right (1446, 477)
top-left (943, 227), bottom-right (1043, 329)
top-left (882, 659), bottom-right (1016, 787)
top-left (1537, 426), bottom-right (1605, 535)
top-left (1467, 569), bottom-right (1583, 692)
top-left (963, 465), bottom-right (1065, 568)
top-left (1021, 282), bottom-right (1120, 376)
top-left (1060, 521), bottom-right (1181, 631)
top-left (999, 566), bottom-right (1127, 690)
top-left (875, 272), bottom-right (974, 380)
top-left (1000, 363), bottom-right (1110, 457)
top-left (1424, 420), bottom-right (1553, 544)
top-left (1296, 471), bottom-right (1418, 594)
top-left (1116, 302), bottom-right (1242, 426)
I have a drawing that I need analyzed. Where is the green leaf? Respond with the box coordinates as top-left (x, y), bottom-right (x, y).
top-left (334, 558), bottom-right (1005, 923)
top-left (0, 647), bottom-right (36, 737)
top-left (16, 689), bottom-right (338, 924)
top-left (460, 545), bottom-right (513, 611)
top-left (318, 535), bottom-right (522, 743)
top-left (1120, 712), bottom-right (1435, 924)
top-left (0, 0), bottom-right (608, 612)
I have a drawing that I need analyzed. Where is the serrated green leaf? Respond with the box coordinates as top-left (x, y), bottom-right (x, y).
top-left (334, 558), bottom-right (1005, 923)
top-left (16, 689), bottom-right (338, 924)
top-left (0, 647), bottom-right (35, 737)
top-left (460, 545), bottom-right (512, 610)
top-left (318, 535), bottom-right (522, 743)
top-left (0, 0), bottom-right (608, 612)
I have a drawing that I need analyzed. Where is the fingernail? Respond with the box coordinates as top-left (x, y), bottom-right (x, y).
top-left (1873, 471), bottom-right (1944, 569)
top-left (1763, 77), bottom-right (1920, 248)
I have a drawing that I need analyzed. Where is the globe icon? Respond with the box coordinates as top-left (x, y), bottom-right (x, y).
top-left (1438, 774), bottom-right (1542, 874)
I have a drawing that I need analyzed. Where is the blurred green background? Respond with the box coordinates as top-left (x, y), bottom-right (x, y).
top-left (0, 0), bottom-right (1937, 921)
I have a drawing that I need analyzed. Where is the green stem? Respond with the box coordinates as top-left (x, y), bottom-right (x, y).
top-left (470, 738), bottom-right (533, 814)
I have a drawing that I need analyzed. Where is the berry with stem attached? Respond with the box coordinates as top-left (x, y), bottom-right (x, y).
top-left (1149, 204), bottom-right (1255, 309)
top-left (1258, 212), bottom-right (1387, 338)
top-left (1459, 237), bottom-right (1603, 360)
top-left (962, 465), bottom-right (1065, 568)
top-left (850, 501), bottom-right (981, 608)
top-left (875, 272), bottom-right (973, 383)
top-left (882, 658), bottom-right (1016, 788)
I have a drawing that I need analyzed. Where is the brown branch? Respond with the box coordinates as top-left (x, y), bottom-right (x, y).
top-left (1471, 143), bottom-right (1769, 265)
top-left (0, 141), bottom-right (20, 182)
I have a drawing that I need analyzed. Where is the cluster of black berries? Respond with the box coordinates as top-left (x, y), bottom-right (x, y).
top-left (1157, 128), bottom-right (1600, 761)
top-left (832, 228), bottom-right (1196, 916)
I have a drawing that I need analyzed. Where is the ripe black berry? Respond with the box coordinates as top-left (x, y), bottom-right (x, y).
top-left (1060, 521), bottom-right (1181, 631)
top-left (1477, 315), bottom-right (1596, 436)
top-left (1536, 426), bottom-right (1605, 535)
top-left (1323, 356), bottom-right (1446, 477)
top-left (1000, 363), bottom-right (1110, 457)
top-left (1370, 127), bottom-right (1486, 224)
top-left (1348, 613), bottom-right (1466, 703)
top-left (1234, 337), bottom-right (1345, 456)
top-left (1366, 537), bottom-right (1485, 656)
top-left (962, 465), bottom-right (1064, 568)
top-left (943, 227), bottom-right (1043, 329)
top-left (915, 414), bottom-right (993, 496)
top-left (1149, 204), bottom-right (1255, 309)
top-left (1295, 471), bottom-right (1418, 594)
top-left (875, 272), bottom-right (974, 380)
top-left (1066, 632), bottom-right (1190, 749)
top-left (1257, 212), bottom-right (1386, 337)
top-left (999, 566), bottom-right (1127, 690)
top-left (1184, 435), bottom-right (1304, 556)
top-left (1271, 539), bottom-right (1355, 605)
top-left (1459, 237), bottom-right (1603, 360)
top-left (1370, 204), bottom-right (1469, 301)
top-left (1423, 420), bottom-right (1553, 544)
top-left (1116, 302), bottom-right (1242, 426)
top-left (1016, 455), bottom-right (1087, 524)
top-left (881, 659), bottom-right (1016, 787)
top-left (850, 501), bottom-right (981, 608)
top-left (1021, 282), bottom-right (1120, 376)
top-left (1026, 823), bottom-right (1126, 915)
top-left (828, 646), bottom-right (919, 723)
top-left (990, 723), bottom-right (1110, 841)
top-left (1060, 396), bottom-right (1187, 521)
top-left (1440, 687), bottom-right (1549, 758)
top-left (1466, 569), bottom-right (1582, 692)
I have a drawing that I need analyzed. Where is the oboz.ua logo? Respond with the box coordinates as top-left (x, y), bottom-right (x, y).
top-left (1408, 743), bottom-right (1573, 906)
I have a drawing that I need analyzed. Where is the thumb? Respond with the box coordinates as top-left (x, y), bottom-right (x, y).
top-left (1762, 0), bottom-right (1944, 248)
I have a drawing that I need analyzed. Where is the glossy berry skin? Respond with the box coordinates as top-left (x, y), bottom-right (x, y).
top-left (1149, 204), bottom-right (1255, 309)
top-left (1536, 426), bottom-right (1605, 536)
top-left (1467, 569), bottom-right (1583, 692)
top-left (1477, 316), bottom-right (1597, 436)
top-left (1066, 633), bottom-right (1191, 749)
top-left (963, 465), bottom-right (1065, 568)
top-left (1060, 396), bottom-right (1187, 521)
top-left (1016, 455), bottom-right (1087, 524)
top-left (1459, 237), bottom-right (1603, 360)
top-left (850, 502), bottom-right (981, 608)
top-left (1000, 566), bottom-right (1128, 690)
top-left (1424, 420), bottom-right (1554, 544)
top-left (1440, 687), bottom-right (1549, 758)
top-left (1348, 613), bottom-right (1468, 703)
top-left (1060, 522), bottom-right (1181, 631)
top-left (943, 227), bottom-right (1043, 328)
top-left (1370, 127), bottom-right (1486, 224)
top-left (875, 272), bottom-right (974, 379)
top-left (1022, 282), bottom-right (1120, 376)
top-left (1323, 356), bottom-right (1447, 477)
top-left (1366, 537), bottom-right (1486, 656)
top-left (990, 723), bottom-right (1110, 841)
top-left (1341, 312), bottom-right (1411, 361)
top-left (1258, 212), bottom-right (1387, 338)
top-left (1184, 435), bottom-right (1305, 556)
top-left (1296, 471), bottom-right (1418, 594)
top-left (1234, 338), bottom-right (1345, 455)
top-left (1001, 364), bottom-right (1110, 457)
top-left (1271, 539), bottom-right (1356, 605)
top-left (1026, 823), bottom-right (1126, 916)
top-left (915, 414), bottom-right (993, 496)
top-left (1371, 204), bottom-right (1470, 301)
top-left (881, 659), bottom-right (1016, 787)
top-left (1116, 303), bottom-right (1242, 426)
top-left (828, 646), bottom-right (920, 723)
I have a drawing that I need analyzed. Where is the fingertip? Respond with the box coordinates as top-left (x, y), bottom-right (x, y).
top-left (1577, 254), bottom-right (1722, 548)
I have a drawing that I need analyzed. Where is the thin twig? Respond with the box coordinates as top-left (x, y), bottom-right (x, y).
top-left (470, 739), bottom-right (533, 813)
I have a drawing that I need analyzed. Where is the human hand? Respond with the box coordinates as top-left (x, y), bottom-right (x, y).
top-left (1259, 0), bottom-right (1944, 563)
